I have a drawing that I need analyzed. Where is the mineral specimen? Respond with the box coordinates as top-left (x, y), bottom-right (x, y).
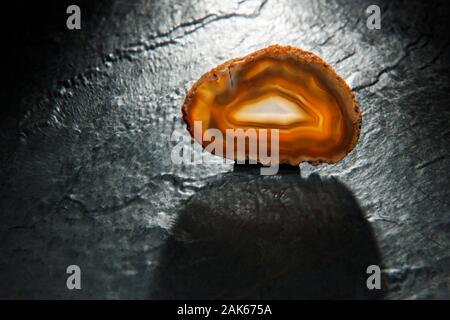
top-left (182, 45), bottom-right (361, 165)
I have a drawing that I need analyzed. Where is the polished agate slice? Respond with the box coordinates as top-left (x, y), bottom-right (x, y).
top-left (182, 45), bottom-right (361, 165)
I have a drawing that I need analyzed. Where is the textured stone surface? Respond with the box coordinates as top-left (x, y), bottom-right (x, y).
top-left (0, 0), bottom-right (449, 299)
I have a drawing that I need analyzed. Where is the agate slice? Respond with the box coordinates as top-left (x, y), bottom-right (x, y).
top-left (182, 45), bottom-right (361, 165)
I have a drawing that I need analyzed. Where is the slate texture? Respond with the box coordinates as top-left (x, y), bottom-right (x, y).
top-left (0, 0), bottom-right (448, 299)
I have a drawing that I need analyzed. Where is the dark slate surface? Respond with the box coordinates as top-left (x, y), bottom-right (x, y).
top-left (0, 0), bottom-right (448, 299)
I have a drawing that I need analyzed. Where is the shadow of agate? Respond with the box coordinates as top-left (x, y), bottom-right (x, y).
top-left (150, 166), bottom-right (383, 299)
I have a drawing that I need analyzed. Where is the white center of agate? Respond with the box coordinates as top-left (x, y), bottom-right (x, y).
top-left (231, 96), bottom-right (309, 126)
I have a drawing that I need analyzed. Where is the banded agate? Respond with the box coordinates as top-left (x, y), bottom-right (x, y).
top-left (182, 45), bottom-right (361, 165)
